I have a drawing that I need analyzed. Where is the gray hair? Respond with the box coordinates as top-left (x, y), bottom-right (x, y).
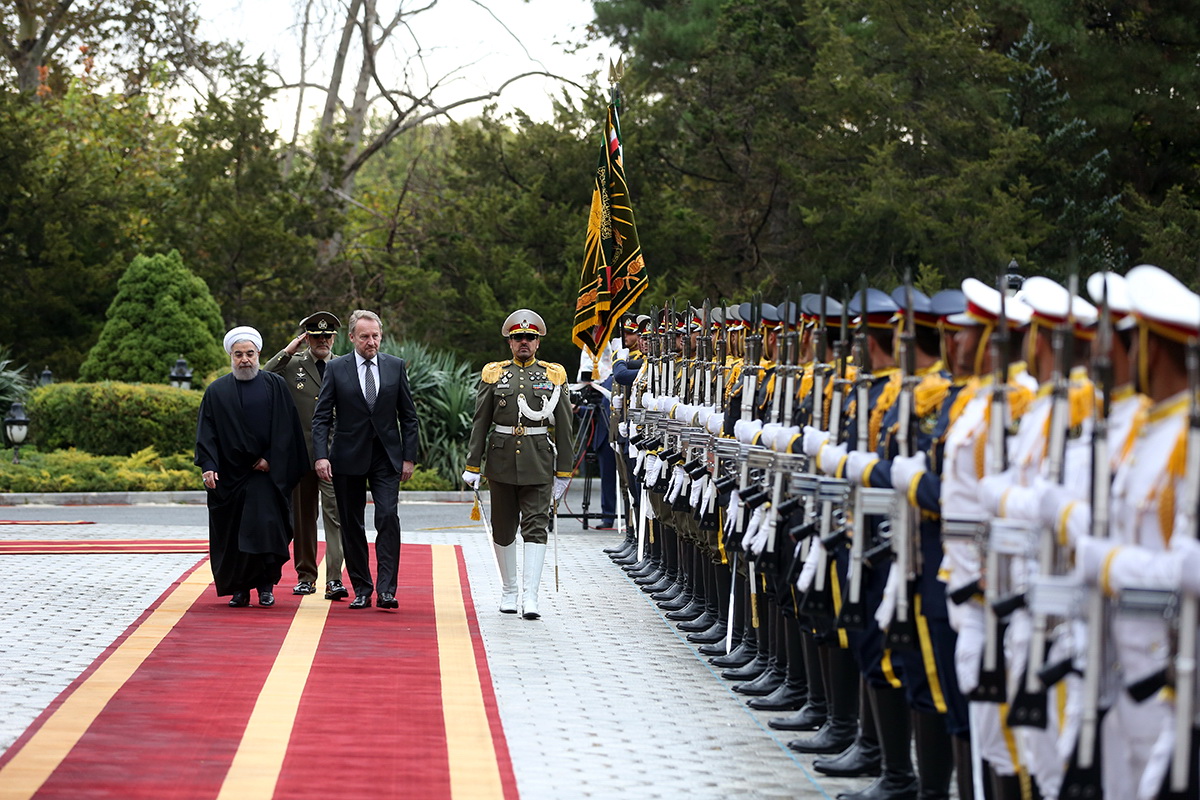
top-left (348, 309), bottom-right (382, 336)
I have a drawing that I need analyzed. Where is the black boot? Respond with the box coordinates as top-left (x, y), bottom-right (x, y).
top-left (732, 599), bottom-right (775, 690)
top-left (952, 734), bottom-right (974, 800)
top-left (787, 646), bottom-right (858, 754)
top-left (814, 683), bottom-right (880, 777)
top-left (836, 685), bottom-right (917, 799)
top-left (688, 560), bottom-right (729, 643)
top-left (988, 769), bottom-right (1024, 800)
top-left (769, 629), bottom-right (827, 730)
top-left (749, 615), bottom-right (807, 711)
top-left (913, 710), bottom-right (953, 799)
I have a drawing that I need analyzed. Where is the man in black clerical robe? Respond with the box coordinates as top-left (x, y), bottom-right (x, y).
top-left (196, 326), bottom-right (309, 607)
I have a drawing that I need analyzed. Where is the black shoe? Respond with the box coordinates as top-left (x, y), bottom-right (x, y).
top-left (733, 668), bottom-right (785, 696)
top-left (597, 520), bottom-right (616, 530)
top-left (378, 593), bottom-right (399, 609)
top-left (678, 610), bottom-right (716, 632)
top-left (293, 581), bottom-right (316, 595)
top-left (325, 580), bottom-right (349, 600)
top-left (228, 591), bottom-right (250, 607)
top-left (651, 582), bottom-right (684, 602)
top-left (787, 717), bottom-right (858, 754)
top-left (711, 640), bottom-right (757, 669)
top-left (813, 737), bottom-right (882, 778)
top-left (721, 654), bottom-right (768, 682)
top-left (687, 620), bottom-right (727, 645)
top-left (747, 682), bottom-right (808, 711)
top-left (836, 774), bottom-right (918, 800)
top-left (349, 595), bottom-right (372, 609)
top-left (698, 638), bottom-right (738, 657)
top-left (769, 702), bottom-right (829, 731)
top-left (258, 590), bottom-right (275, 607)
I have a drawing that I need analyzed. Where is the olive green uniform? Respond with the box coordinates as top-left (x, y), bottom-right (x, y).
top-left (464, 357), bottom-right (574, 546)
top-left (264, 347), bottom-right (344, 585)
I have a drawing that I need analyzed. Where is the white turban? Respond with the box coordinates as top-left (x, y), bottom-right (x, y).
top-left (223, 326), bottom-right (262, 354)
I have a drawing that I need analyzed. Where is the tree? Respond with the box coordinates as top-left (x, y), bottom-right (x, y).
top-left (78, 250), bottom-right (226, 384)
top-left (0, 71), bottom-right (179, 377)
top-left (0, 0), bottom-right (215, 95)
top-left (159, 57), bottom-right (342, 345)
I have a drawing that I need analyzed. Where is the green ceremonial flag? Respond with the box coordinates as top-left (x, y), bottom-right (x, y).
top-left (572, 100), bottom-right (648, 358)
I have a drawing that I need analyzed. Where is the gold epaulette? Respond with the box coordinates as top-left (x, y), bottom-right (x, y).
top-left (915, 372), bottom-right (952, 417)
top-left (540, 361), bottom-right (568, 386)
top-left (481, 360), bottom-right (511, 384)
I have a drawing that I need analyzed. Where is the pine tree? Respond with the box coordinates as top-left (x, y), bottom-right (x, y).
top-left (79, 251), bottom-right (226, 385)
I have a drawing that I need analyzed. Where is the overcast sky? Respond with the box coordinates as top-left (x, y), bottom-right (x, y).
top-left (195, 0), bottom-right (609, 131)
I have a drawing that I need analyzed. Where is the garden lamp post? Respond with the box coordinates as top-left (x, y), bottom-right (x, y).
top-left (169, 355), bottom-right (193, 390)
top-left (4, 401), bottom-right (29, 464)
top-left (39, 367), bottom-right (53, 386)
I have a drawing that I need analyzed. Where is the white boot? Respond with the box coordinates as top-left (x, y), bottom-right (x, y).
top-left (493, 541), bottom-right (519, 613)
top-left (521, 542), bottom-right (547, 620)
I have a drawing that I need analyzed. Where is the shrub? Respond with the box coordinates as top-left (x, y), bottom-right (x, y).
top-left (78, 250), bottom-right (226, 386)
top-left (27, 382), bottom-right (202, 457)
top-left (0, 347), bottom-right (31, 419)
top-left (0, 447), bottom-right (197, 492)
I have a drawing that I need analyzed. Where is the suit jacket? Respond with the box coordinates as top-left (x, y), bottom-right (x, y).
top-left (311, 352), bottom-right (420, 475)
top-left (264, 347), bottom-right (338, 463)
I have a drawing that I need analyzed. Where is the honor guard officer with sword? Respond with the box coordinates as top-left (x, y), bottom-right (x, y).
top-left (265, 311), bottom-right (348, 600)
top-left (463, 309), bottom-right (574, 620)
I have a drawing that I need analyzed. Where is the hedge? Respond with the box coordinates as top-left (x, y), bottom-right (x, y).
top-left (0, 447), bottom-right (453, 493)
top-left (27, 382), bottom-right (202, 457)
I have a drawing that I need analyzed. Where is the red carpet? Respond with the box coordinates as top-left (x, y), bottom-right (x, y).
top-left (0, 539), bottom-right (208, 554)
top-left (0, 545), bottom-right (518, 800)
top-left (0, 520), bottom-right (94, 525)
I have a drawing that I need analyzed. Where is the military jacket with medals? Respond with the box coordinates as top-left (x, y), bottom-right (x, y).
top-left (265, 347), bottom-right (337, 464)
top-left (465, 357), bottom-right (573, 485)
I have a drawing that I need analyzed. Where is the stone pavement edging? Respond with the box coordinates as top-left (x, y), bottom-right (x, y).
top-left (0, 490), bottom-right (481, 506)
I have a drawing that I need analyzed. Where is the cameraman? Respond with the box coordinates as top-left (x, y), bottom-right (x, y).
top-left (574, 353), bottom-right (618, 529)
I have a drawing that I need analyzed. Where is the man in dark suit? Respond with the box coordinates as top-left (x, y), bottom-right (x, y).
top-left (312, 309), bottom-right (420, 610)
top-left (264, 311), bottom-right (346, 600)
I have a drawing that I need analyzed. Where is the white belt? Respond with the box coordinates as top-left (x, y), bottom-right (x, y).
top-left (494, 424), bottom-right (548, 436)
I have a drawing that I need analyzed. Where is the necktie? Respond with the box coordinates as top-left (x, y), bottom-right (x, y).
top-left (364, 359), bottom-right (376, 409)
top-left (316, 359), bottom-right (326, 379)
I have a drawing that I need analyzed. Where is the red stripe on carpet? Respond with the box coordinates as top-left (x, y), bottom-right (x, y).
top-left (275, 545), bottom-right (453, 798)
top-left (0, 540), bottom-right (209, 554)
top-left (0, 520), bottom-right (95, 525)
top-left (3, 543), bottom-right (516, 800)
top-left (32, 563), bottom-right (300, 799)
top-left (455, 549), bottom-right (519, 800)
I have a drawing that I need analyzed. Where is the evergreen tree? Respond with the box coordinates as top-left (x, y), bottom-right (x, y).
top-left (79, 251), bottom-right (226, 385)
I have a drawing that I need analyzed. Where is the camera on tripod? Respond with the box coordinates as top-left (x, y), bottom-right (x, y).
top-left (570, 371), bottom-right (605, 408)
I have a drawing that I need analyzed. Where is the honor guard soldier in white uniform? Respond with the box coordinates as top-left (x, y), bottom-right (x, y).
top-left (462, 309), bottom-right (574, 620)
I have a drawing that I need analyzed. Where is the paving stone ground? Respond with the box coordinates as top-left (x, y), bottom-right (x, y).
top-left (0, 492), bottom-right (877, 799)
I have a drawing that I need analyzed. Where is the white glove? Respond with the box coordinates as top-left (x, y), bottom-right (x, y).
top-left (1074, 534), bottom-right (1116, 587)
top-left (643, 452), bottom-right (659, 480)
top-left (734, 418), bottom-right (763, 445)
top-left (461, 470), bottom-right (481, 489)
top-left (760, 422), bottom-right (783, 450)
top-left (797, 539), bottom-right (824, 592)
top-left (689, 474), bottom-right (707, 507)
top-left (875, 564), bottom-right (900, 630)
top-left (695, 407), bottom-right (713, 427)
top-left (1036, 478), bottom-right (1077, 529)
top-left (612, 393), bottom-right (624, 411)
top-left (1176, 538), bottom-right (1200, 598)
top-left (743, 506), bottom-right (764, 552)
top-left (844, 450), bottom-right (877, 486)
top-left (701, 476), bottom-right (717, 513)
top-left (725, 489), bottom-right (741, 534)
top-left (890, 452), bottom-right (927, 498)
top-left (553, 477), bottom-right (569, 500)
top-left (802, 425), bottom-right (830, 457)
top-left (748, 508), bottom-right (773, 555)
top-left (979, 473), bottom-right (1010, 516)
top-left (770, 425), bottom-right (800, 452)
top-left (667, 465), bottom-right (688, 502)
top-left (817, 442), bottom-right (847, 475)
top-left (706, 411), bottom-right (725, 435)
top-left (618, 421), bottom-right (629, 438)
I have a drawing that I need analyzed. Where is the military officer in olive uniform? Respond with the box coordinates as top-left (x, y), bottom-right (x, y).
top-left (265, 311), bottom-right (347, 600)
top-left (462, 309), bottom-right (574, 620)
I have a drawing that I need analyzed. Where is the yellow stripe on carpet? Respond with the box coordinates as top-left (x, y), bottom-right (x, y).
top-left (0, 561), bottom-right (210, 800)
top-left (433, 544), bottom-right (505, 800)
top-left (216, 558), bottom-right (331, 800)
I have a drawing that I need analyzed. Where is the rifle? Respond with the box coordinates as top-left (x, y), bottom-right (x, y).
top-left (974, 266), bottom-right (1014, 703)
top-left (781, 285), bottom-right (802, 426)
top-left (664, 300), bottom-right (677, 398)
top-left (1172, 322), bottom-right (1200, 791)
top-left (886, 269), bottom-right (921, 650)
top-left (1060, 271), bottom-right (1115, 793)
top-left (841, 277), bottom-right (874, 630)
